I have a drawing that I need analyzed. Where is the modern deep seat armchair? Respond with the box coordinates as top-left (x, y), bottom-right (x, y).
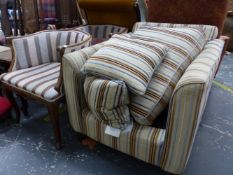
top-left (62, 0), bottom-right (229, 174)
top-left (0, 30), bottom-right (91, 149)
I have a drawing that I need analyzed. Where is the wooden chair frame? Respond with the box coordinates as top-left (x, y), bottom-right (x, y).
top-left (1, 30), bottom-right (92, 149)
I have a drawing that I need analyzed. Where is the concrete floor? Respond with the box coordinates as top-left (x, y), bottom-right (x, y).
top-left (0, 55), bottom-right (233, 175)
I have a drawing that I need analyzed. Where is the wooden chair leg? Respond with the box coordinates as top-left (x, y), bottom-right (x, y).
top-left (19, 96), bottom-right (29, 116)
top-left (3, 88), bottom-right (20, 123)
top-left (47, 103), bottom-right (62, 150)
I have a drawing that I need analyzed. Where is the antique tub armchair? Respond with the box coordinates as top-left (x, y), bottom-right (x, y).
top-left (0, 29), bottom-right (91, 149)
top-left (63, 0), bottom-right (229, 174)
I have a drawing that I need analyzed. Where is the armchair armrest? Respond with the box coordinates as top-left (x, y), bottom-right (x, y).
top-left (215, 35), bottom-right (230, 75)
top-left (160, 39), bottom-right (225, 174)
top-left (62, 43), bottom-right (105, 132)
top-left (55, 38), bottom-right (92, 92)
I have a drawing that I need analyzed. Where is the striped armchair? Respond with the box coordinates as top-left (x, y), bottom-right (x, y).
top-left (63, 34), bottom-right (228, 175)
top-left (62, 0), bottom-right (229, 173)
top-left (0, 30), bottom-right (91, 149)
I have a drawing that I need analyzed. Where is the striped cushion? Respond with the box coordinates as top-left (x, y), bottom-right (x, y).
top-left (130, 27), bottom-right (206, 125)
top-left (84, 76), bottom-right (130, 130)
top-left (82, 34), bottom-right (168, 95)
top-left (1, 63), bottom-right (60, 100)
top-left (133, 22), bottom-right (218, 41)
top-left (77, 25), bottom-right (128, 44)
top-left (12, 30), bottom-right (90, 70)
top-left (82, 109), bottom-right (166, 165)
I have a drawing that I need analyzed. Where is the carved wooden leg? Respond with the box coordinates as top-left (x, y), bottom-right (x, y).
top-left (47, 103), bottom-right (62, 150)
top-left (3, 88), bottom-right (20, 123)
top-left (19, 96), bottom-right (29, 116)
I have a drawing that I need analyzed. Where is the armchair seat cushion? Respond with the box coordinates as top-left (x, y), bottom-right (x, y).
top-left (1, 63), bottom-right (60, 100)
top-left (82, 34), bottom-right (168, 95)
top-left (84, 76), bottom-right (130, 130)
top-left (129, 27), bottom-right (206, 125)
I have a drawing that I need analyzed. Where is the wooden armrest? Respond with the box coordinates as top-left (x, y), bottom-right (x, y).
top-left (55, 45), bottom-right (68, 92)
top-left (220, 35), bottom-right (230, 41)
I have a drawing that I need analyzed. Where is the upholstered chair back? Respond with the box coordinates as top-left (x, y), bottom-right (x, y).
top-left (78, 25), bottom-right (127, 39)
top-left (12, 30), bottom-right (89, 70)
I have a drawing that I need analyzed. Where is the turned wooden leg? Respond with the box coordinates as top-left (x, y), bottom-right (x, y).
top-left (47, 103), bottom-right (62, 150)
top-left (19, 96), bottom-right (29, 116)
top-left (3, 88), bottom-right (20, 123)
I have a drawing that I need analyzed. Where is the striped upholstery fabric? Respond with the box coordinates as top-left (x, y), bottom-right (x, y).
top-left (130, 27), bottom-right (206, 125)
top-left (160, 39), bottom-right (225, 174)
top-left (63, 43), bottom-right (105, 131)
top-left (82, 34), bottom-right (168, 95)
top-left (82, 109), bottom-right (166, 165)
top-left (84, 76), bottom-right (130, 130)
top-left (1, 63), bottom-right (60, 100)
top-left (62, 39), bottom-right (225, 174)
top-left (133, 22), bottom-right (219, 41)
top-left (12, 30), bottom-right (91, 71)
top-left (0, 46), bottom-right (12, 62)
top-left (77, 25), bottom-right (128, 45)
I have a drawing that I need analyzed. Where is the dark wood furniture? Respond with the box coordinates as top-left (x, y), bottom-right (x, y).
top-left (0, 0), bottom-right (23, 36)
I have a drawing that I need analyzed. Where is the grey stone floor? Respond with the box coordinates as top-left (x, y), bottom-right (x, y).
top-left (0, 55), bottom-right (233, 175)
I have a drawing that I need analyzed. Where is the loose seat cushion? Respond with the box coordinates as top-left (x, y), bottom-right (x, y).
top-left (1, 63), bottom-right (60, 100)
top-left (129, 27), bottom-right (206, 125)
top-left (84, 76), bottom-right (130, 130)
top-left (82, 34), bottom-right (168, 95)
top-left (0, 46), bottom-right (12, 62)
top-left (133, 22), bottom-right (219, 41)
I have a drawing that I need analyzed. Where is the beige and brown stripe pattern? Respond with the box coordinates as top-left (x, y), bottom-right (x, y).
top-left (63, 37), bottom-right (225, 174)
top-left (82, 34), bottom-right (168, 95)
top-left (84, 76), bottom-right (130, 130)
top-left (82, 109), bottom-right (166, 165)
top-left (12, 30), bottom-right (91, 71)
top-left (63, 43), bottom-right (105, 132)
top-left (1, 63), bottom-right (60, 100)
top-left (160, 39), bottom-right (224, 174)
top-left (133, 22), bottom-right (219, 41)
top-left (129, 27), bottom-right (206, 125)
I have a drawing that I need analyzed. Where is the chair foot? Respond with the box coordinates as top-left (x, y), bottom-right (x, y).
top-left (47, 103), bottom-right (62, 150)
top-left (19, 96), bottom-right (29, 116)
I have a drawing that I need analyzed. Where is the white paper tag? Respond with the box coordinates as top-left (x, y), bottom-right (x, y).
top-left (104, 122), bottom-right (134, 138)
top-left (105, 126), bottom-right (121, 138)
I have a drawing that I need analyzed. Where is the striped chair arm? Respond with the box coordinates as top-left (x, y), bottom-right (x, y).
top-left (62, 43), bottom-right (105, 132)
top-left (160, 39), bottom-right (225, 174)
